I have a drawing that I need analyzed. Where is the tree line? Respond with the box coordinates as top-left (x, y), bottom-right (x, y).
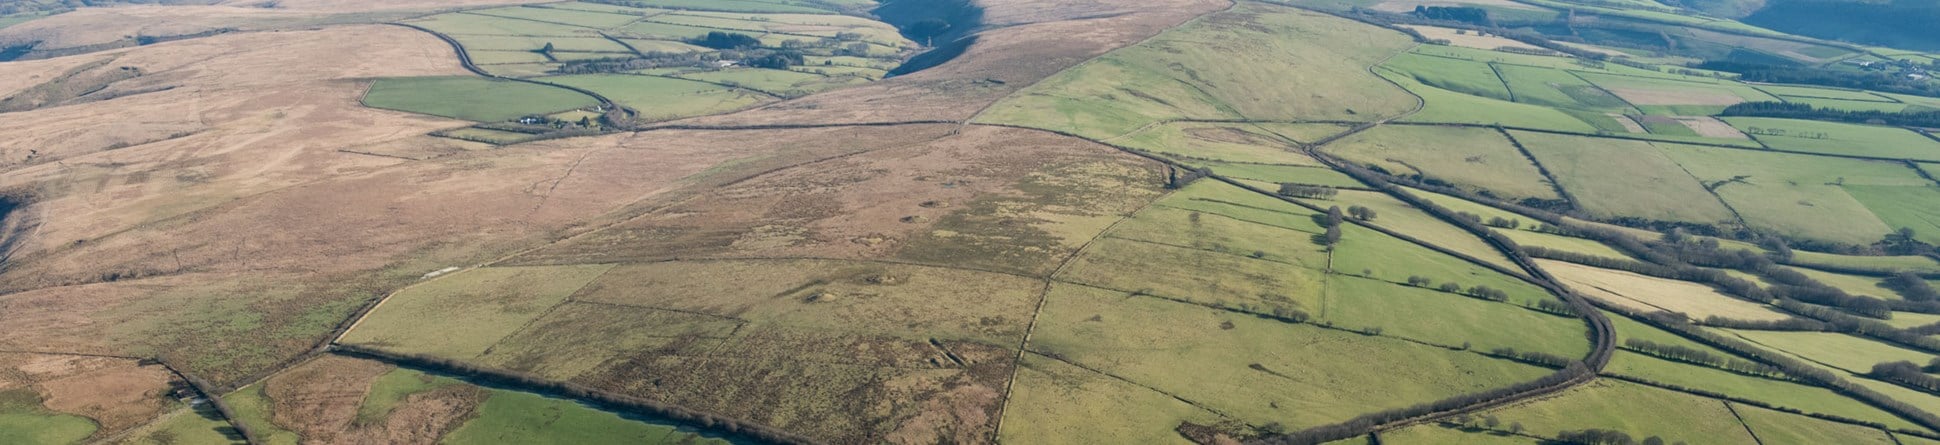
top-left (1720, 101), bottom-right (1940, 130)
top-left (1697, 61), bottom-right (1940, 98)
top-left (1247, 363), bottom-right (1593, 445)
top-left (331, 344), bottom-right (820, 445)
top-left (1622, 339), bottom-right (1787, 379)
top-left (1870, 361), bottom-right (1940, 395)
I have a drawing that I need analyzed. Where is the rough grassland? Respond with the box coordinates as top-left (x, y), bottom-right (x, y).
top-left (1325, 275), bottom-right (1590, 357)
top-left (1381, 52), bottom-right (1512, 101)
top-left (443, 388), bottom-right (730, 445)
top-left (1028, 284), bottom-right (1552, 431)
top-left (1513, 131), bottom-right (1736, 224)
top-left (1195, 161), bottom-right (1365, 188)
top-left (363, 77), bottom-right (599, 122)
top-left (339, 264), bottom-right (615, 359)
top-left (1485, 379), bottom-right (1758, 445)
top-left (978, 2), bottom-right (1418, 139)
top-left (1542, 260), bottom-right (1792, 321)
top-left (1844, 184), bottom-right (1940, 245)
top-left (1326, 125), bottom-right (1560, 200)
top-left (1723, 117), bottom-right (1940, 161)
top-left (1494, 64), bottom-right (1633, 112)
top-left (1603, 352), bottom-right (1918, 430)
top-left (1115, 122), bottom-right (1320, 166)
top-left (1659, 143), bottom-right (1921, 244)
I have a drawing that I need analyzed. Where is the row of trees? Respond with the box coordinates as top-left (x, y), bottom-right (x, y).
top-left (1554, 429), bottom-right (1678, 445)
top-left (1320, 206), bottom-right (1345, 247)
top-left (331, 345), bottom-right (817, 445)
top-left (1622, 339), bottom-right (1787, 379)
top-left (1698, 61), bottom-right (1940, 98)
top-left (1277, 183), bottom-right (1336, 199)
top-left (1489, 347), bottom-right (1573, 368)
top-left (1720, 102), bottom-right (1940, 134)
top-left (1870, 361), bottom-right (1940, 394)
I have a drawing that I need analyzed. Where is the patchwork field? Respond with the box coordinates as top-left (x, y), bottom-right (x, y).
top-left (1724, 117), bottom-right (1940, 161)
top-left (1512, 131), bottom-right (1736, 224)
top-left (1325, 125), bottom-right (1561, 200)
top-left (1541, 260), bottom-right (1792, 322)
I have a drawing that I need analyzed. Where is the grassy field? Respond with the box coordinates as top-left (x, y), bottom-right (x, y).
top-left (1320, 190), bottom-right (1520, 270)
top-left (1543, 260), bottom-right (1791, 321)
top-left (1194, 161), bottom-right (1365, 188)
top-left (1501, 230), bottom-right (1631, 260)
top-left (978, 3), bottom-right (1419, 139)
top-left (1723, 117), bottom-right (1940, 161)
top-left (1512, 131), bottom-right (1736, 224)
top-left (410, 12), bottom-right (596, 37)
top-left (999, 354), bottom-right (1219, 444)
top-left (1735, 403), bottom-right (1897, 445)
top-left (1381, 52), bottom-right (1513, 101)
top-left (1754, 84), bottom-right (1897, 102)
top-left (1324, 275), bottom-right (1590, 357)
top-left (604, 0), bottom-right (833, 13)
top-left (1605, 312), bottom-right (1733, 357)
top-left (1103, 204), bottom-right (1331, 270)
top-left (1845, 184), bottom-right (1940, 245)
top-left (469, 5), bottom-right (646, 29)
top-left (1495, 64), bottom-right (1633, 112)
top-left (1378, 423), bottom-right (1543, 444)
top-left (444, 388), bottom-right (730, 445)
top-left (117, 404), bottom-right (240, 445)
top-left (1385, 68), bottom-right (1602, 132)
top-left (1325, 125), bottom-right (1560, 200)
top-left (1727, 330), bottom-right (1937, 374)
top-left (1485, 379), bottom-right (1758, 445)
top-left (542, 74), bottom-right (770, 121)
top-left (363, 77), bottom-right (599, 122)
top-left (1659, 142), bottom-right (1918, 244)
top-left (1603, 352), bottom-right (1919, 430)
top-left (0, 388), bottom-right (97, 445)
top-left (1029, 283), bottom-right (1553, 431)
top-left (339, 264), bottom-right (615, 359)
top-left (1332, 222), bottom-right (1556, 306)
top-left (1785, 266), bottom-right (1897, 300)
top-left (1789, 250), bottom-right (1940, 274)
top-left (1574, 72), bottom-right (1778, 114)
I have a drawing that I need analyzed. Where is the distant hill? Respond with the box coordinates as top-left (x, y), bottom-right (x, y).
top-left (1743, 0), bottom-right (1940, 51)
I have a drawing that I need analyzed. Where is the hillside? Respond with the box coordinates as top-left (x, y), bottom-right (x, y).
top-left (2, 0), bottom-right (1940, 444)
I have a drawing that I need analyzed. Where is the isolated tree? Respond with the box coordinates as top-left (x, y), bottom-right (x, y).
top-left (539, 42), bottom-right (555, 54)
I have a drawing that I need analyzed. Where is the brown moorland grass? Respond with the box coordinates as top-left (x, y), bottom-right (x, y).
top-left (0, 353), bottom-right (177, 439)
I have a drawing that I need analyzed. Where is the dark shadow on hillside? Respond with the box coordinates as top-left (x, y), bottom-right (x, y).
top-left (873, 0), bottom-right (985, 76)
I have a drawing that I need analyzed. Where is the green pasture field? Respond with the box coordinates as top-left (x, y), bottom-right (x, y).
top-left (1638, 116), bottom-right (1699, 137)
top-left (1842, 185), bottom-right (1940, 245)
top-left (445, 387), bottom-right (731, 445)
top-left (359, 367), bottom-right (461, 423)
top-left (540, 1), bottom-right (669, 14)
top-left (467, 50), bottom-right (553, 65)
top-left (1325, 124), bottom-right (1561, 200)
top-left (1854, 378), bottom-right (1940, 421)
top-left (1784, 266), bottom-right (1897, 300)
top-left (455, 35), bottom-right (630, 53)
top-left (1486, 379), bottom-right (1758, 445)
top-left (541, 74), bottom-right (770, 121)
top-left (1735, 403), bottom-right (1897, 445)
top-left (1398, 186), bottom-right (1532, 223)
top-left (1028, 283), bottom-right (1553, 430)
top-left (1000, 353), bottom-right (1221, 445)
top-left (1191, 161), bottom-right (1364, 188)
top-left (339, 264), bottom-right (615, 359)
top-left (481, 63), bottom-right (561, 77)
top-left (618, 21), bottom-right (726, 40)
top-left (1058, 237), bottom-right (1328, 310)
top-left (1324, 275), bottom-right (1590, 357)
top-left (1156, 181), bottom-right (1333, 232)
top-left (0, 388), bottom-right (97, 445)
top-left (1116, 122), bottom-right (1319, 166)
top-left (1789, 250), bottom-right (1940, 274)
top-left (803, 55), bottom-right (898, 70)
top-left (1659, 142), bottom-right (1918, 244)
top-left (118, 403), bottom-right (237, 445)
top-left (1103, 204), bottom-right (1330, 270)
top-left (1319, 190), bottom-right (1520, 270)
top-left (1726, 330), bottom-right (1936, 375)
top-left (0, 11), bottom-right (56, 30)
top-left (1494, 64), bottom-right (1633, 111)
top-left (1500, 229), bottom-right (1631, 260)
top-left (410, 12), bottom-right (596, 36)
top-left (1605, 312), bottom-right (1731, 357)
top-left (1331, 222), bottom-right (1556, 306)
top-left (791, 65), bottom-right (887, 80)
top-left (675, 68), bottom-right (861, 97)
top-left (651, 13), bottom-right (910, 47)
top-left (363, 77), bottom-right (599, 122)
top-left (616, 39), bottom-right (710, 53)
top-left (1603, 352), bottom-right (1919, 430)
top-left (1511, 131), bottom-right (1736, 224)
top-left (1722, 117), bottom-right (1940, 161)
top-left (1254, 122), bottom-right (1355, 143)
top-left (538, 51), bottom-right (632, 62)
top-left (1887, 312), bottom-right (1940, 329)
top-left (469, 5), bottom-right (645, 29)
top-left (1384, 68), bottom-right (1602, 133)
top-left (1381, 52), bottom-right (1512, 101)
top-left (224, 385), bottom-right (301, 445)
top-left (977, 3), bottom-right (1418, 139)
